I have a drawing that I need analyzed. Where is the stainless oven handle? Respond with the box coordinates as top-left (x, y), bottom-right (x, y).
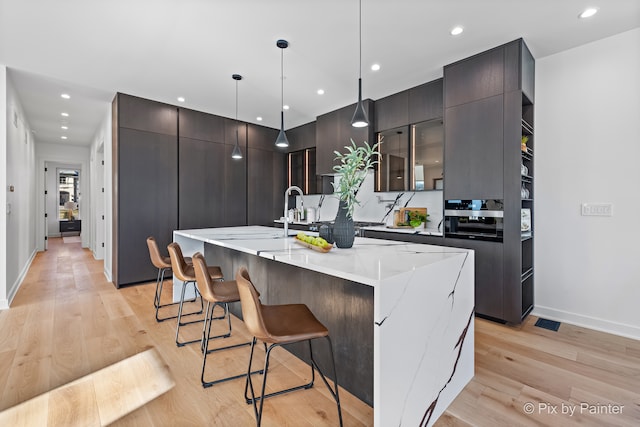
top-left (444, 210), bottom-right (504, 218)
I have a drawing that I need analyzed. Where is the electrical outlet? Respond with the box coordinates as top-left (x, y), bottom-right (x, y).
top-left (581, 203), bottom-right (613, 216)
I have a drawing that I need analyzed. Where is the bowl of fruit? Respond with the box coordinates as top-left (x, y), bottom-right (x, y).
top-left (294, 232), bottom-right (333, 253)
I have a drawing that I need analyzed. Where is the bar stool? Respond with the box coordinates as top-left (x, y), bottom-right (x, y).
top-left (235, 267), bottom-right (343, 427)
top-left (167, 242), bottom-right (223, 347)
top-left (192, 252), bottom-right (263, 388)
top-left (146, 236), bottom-right (194, 322)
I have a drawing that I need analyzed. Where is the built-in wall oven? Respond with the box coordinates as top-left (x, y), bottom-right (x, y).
top-left (444, 199), bottom-right (504, 242)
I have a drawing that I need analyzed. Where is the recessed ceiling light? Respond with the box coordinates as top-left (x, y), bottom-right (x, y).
top-left (450, 26), bottom-right (464, 36)
top-left (317, 89), bottom-right (325, 95)
top-left (61, 125), bottom-right (68, 130)
top-left (61, 136), bottom-right (68, 140)
top-left (371, 64), bottom-right (381, 71)
top-left (61, 93), bottom-right (70, 99)
top-left (579, 8), bottom-right (598, 18)
top-left (256, 116), bottom-right (263, 121)
top-left (61, 112), bottom-right (69, 117)
top-left (177, 97), bottom-right (185, 102)
top-left (283, 105), bottom-right (290, 110)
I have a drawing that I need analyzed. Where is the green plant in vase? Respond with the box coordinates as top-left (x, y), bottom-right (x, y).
top-left (329, 140), bottom-right (380, 248)
top-left (331, 139), bottom-right (380, 218)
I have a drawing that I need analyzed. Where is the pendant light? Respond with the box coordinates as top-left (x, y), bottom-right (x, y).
top-left (231, 74), bottom-right (243, 159)
top-left (274, 39), bottom-right (290, 148)
top-left (351, 0), bottom-right (369, 128)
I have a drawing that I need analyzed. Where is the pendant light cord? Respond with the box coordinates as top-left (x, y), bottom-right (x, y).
top-left (281, 47), bottom-right (284, 113)
top-left (235, 80), bottom-right (239, 120)
top-left (358, 0), bottom-right (362, 80)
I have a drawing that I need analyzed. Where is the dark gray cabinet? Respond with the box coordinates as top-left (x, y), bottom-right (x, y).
top-left (374, 90), bottom-right (409, 132)
top-left (178, 136), bottom-right (225, 229)
top-left (286, 122), bottom-right (316, 151)
top-left (316, 100), bottom-right (375, 175)
top-left (223, 119), bottom-right (248, 226)
top-left (442, 38), bottom-right (535, 324)
top-left (112, 94), bottom-right (251, 288)
top-left (444, 94), bottom-right (504, 200)
top-left (247, 124), bottom-right (285, 225)
top-left (409, 79), bottom-right (444, 124)
top-left (112, 93), bottom-right (179, 288)
top-left (177, 109), bottom-right (247, 230)
top-left (375, 79), bottom-right (444, 133)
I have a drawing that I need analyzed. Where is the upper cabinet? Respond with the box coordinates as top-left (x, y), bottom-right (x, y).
top-left (412, 119), bottom-right (443, 191)
top-left (286, 121), bottom-right (316, 152)
top-left (315, 100), bottom-right (375, 175)
top-left (409, 79), bottom-right (444, 125)
top-left (374, 91), bottom-right (409, 132)
top-left (376, 126), bottom-right (409, 192)
top-left (374, 78), bottom-right (444, 192)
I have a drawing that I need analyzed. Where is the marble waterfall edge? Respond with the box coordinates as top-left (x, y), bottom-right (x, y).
top-left (375, 250), bottom-right (474, 426)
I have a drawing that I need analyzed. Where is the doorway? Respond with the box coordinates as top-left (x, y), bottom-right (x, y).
top-left (45, 162), bottom-right (82, 238)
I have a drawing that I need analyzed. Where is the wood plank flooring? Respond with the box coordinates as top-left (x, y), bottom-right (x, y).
top-left (1, 237), bottom-right (639, 426)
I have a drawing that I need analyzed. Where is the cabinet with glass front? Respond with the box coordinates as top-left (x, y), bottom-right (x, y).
top-left (375, 119), bottom-right (443, 192)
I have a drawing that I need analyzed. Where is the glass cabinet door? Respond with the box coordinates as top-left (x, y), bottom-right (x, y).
top-left (411, 119), bottom-right (443, 191)
top-left (375, 126), bottom-right (409, 192)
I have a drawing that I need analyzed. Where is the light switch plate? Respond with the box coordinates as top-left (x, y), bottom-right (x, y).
top-left (581, 203), bottom-right (613, 216)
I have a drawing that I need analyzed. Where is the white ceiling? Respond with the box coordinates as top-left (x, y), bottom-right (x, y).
top-left (1, 0), bottom-right (639, 147)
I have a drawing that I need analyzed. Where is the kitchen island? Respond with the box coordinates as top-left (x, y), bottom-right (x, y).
top-left (173, 226), bottom-right (474, 426)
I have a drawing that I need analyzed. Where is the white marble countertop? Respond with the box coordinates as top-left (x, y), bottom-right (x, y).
top-left (174, 226), bottom-right (464, 287)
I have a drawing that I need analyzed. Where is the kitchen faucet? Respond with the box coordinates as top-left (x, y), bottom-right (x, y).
top-left (283, 185), bottom-right (304, 237)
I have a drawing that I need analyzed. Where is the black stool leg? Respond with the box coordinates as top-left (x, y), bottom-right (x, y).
top-left (154, 267), bottom-right (182, 322)
top-left (200, 303), bottom-right (261, 388)
top-left (175, 280), bottom-right (205, 346)
top-left (311, 337), bottom-right (343, 427)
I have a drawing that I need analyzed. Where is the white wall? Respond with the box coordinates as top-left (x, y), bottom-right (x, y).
top-left (534, 28), bottom-right (640, 339)
top-left (2, 68), bottom-right (38, 308)
top-left (0, 65), bottom-right (7, 308)
top-left (88, 106), bottom-right (112, 268)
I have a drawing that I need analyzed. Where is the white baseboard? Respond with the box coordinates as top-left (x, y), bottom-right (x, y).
top-left (6, 249), bottom-right (37, 308)
top-left (532, 305), bottom-right (640, 341)
top-left (103, 267), bottom-right (112, 283)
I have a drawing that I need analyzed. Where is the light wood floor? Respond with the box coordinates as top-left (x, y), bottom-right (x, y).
top-left (1, 238), bottom-right (639, 426)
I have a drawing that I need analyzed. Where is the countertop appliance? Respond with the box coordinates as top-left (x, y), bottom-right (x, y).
top-left (444, 199), bottom-right (504, 242)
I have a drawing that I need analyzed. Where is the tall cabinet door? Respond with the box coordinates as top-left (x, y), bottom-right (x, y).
top-left (247, 124), bottom-right (284, 226)
top-left (223, 119), bottom-right (247, 226)
top-left (178, 137), bottom-right (225, 229)
top-left (444, 94), bottom-right (504, 200)
top-left (113, 93), bottom-right (178, 288)
top-left (117, 128), bottom-right (178, 285)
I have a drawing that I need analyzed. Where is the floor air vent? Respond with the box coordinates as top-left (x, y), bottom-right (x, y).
top-left (534, 318), bottom-right (561, 332)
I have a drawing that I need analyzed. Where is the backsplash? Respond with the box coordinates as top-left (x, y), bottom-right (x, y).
top-left (293, 171), bottom-right (444, 232)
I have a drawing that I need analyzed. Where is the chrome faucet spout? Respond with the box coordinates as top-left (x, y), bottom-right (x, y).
top-left (284, 185), bottom-right (304, 237)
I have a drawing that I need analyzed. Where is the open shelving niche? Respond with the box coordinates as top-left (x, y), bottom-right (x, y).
top-left (520, 93), bottom-right (534, 319)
